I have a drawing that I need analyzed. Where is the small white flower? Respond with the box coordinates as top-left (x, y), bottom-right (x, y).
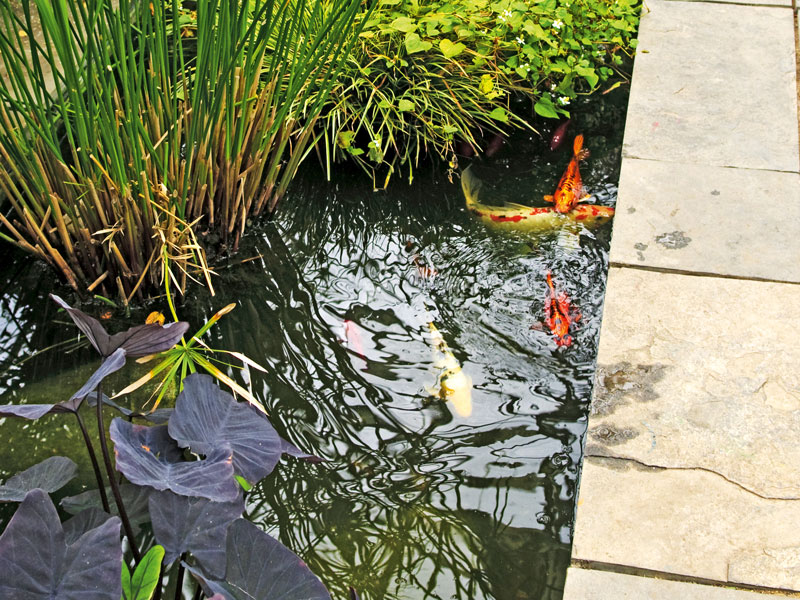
top-left (498, 14), bottom-right (506, 22)
top-left (369, 138), bottom-right (381, 148)
top-left (516, 36), bottom-right (525, 44)
top-left (522, 63), bottom-right (530, 71)
top-left (552, 19), bottom-right (563, 29)
top-left (558, 96), bottom-right (570, 105)
top-left (550, 83), bottom-right (557, 91)
top-left (503, 9), bottom-right (513, 17)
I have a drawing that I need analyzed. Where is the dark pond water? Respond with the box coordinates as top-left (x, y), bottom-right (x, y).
top-left (0, 88), bottom-right (629, 599)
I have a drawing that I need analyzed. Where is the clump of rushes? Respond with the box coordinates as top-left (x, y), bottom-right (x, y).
top-left (315, 0), bottom-right (640, 185)
top-left (0, 0), bottom-right (364, 303)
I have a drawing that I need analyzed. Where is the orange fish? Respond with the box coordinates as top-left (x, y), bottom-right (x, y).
top-left (145, 311), bottom-right (166, 326)
top-left (542, 271), bottom-right (581, 347)
top-left (544, 134), bottom-right (591, 213)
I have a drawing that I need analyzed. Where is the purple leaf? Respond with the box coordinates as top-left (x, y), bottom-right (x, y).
top-left (71, 348), bottom-right (127, 401)
top-left (0, 457), bottom-right (78, 502)
top-left (149, 490), bottom-right (244, 577)
top-left (0, 489), bottom-right (122, 599)
top-left (50, 294), bottom-right (189, 358)
top-left (187, 519), bottom-right (331, 600)
top-left (0, 403), bottom-right (61, 419)
top-left (61, 483), bottom-right (152, 527)
top-left (168, 374), bottom-right (282, 482)
top-left (63, 508), bottom-right (115, 545)
top-left (110, 420), bottom-right (239, 502)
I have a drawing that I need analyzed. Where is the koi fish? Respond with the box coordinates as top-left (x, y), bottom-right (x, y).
top-left (549, 119), bottom-right (571, 151)
top-left (344, 319), bottom-right (366, 360)
top-left (544, 134), bottom-right (591, 213)
top-left (145, 311), bottom-right (166, 326)
top-left (427, 322), bottom-right (472, 417)
top-left (541, 271), bottom-right (581, 347)
top-left (462, 166), bottom-right (614, 233)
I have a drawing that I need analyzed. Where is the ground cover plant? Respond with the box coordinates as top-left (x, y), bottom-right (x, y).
top-left (316, 0), bottom-right (641, 184)
top-left (0, 0), bottom-right (363, 302)
top-left (0, 295), bottom-right (328, 599)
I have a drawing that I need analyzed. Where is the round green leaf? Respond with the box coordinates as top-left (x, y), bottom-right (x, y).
top-left (405, 33), bottom-right (432, 54)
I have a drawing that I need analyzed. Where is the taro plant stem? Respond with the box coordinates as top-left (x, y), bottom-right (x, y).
top-left (95, 381), bottom-right (142, 563)
top-left (73, 410), bottom-right (111, 513)
top-left (174, 554), bottom-right (187, 600)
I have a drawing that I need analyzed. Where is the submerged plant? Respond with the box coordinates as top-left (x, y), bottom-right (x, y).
top-left (0, 296), bottom-right (329, 599)
top-left (0, 0), bottom-right (364, 302)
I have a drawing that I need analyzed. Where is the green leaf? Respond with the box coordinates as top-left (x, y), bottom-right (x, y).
top-left (405, 33), bottom-right (432, 54)
top-left (534, 97), bottom-right (559, 119)
top-left (439, 39), bottom-right (466, 58)
top-left (127, 545), bottom-right (164, 600)
top-left (398, 99), bottom-right (415, 112)
top-left (489, 107), bottom-right (509, 123)
top-left (390, 16), bottom-right (417, 33)
top-left (576, 66), bottom-right (599, 88)
top-left (235, 475), bottom-right (253, 491)
top-left (121, 561), bottom-right (132, 600)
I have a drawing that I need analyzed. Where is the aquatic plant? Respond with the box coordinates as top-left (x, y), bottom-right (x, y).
top-left (0, 0), bottom-right (363, 302)
top-left (0, 297), bottom-right (329, 599)
top-left (316, 0), bottom-right (640, 184)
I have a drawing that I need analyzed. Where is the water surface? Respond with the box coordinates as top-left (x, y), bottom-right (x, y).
top-left (0, 90), bottom-right (628, 599)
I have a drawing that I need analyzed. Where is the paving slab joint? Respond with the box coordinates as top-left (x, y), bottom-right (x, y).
top-left (607, 262), bottom-right (800, 285)
top-left (571, 560), bottom-right (800, 597)
top-left (584, 454), bottom-right (800, 501)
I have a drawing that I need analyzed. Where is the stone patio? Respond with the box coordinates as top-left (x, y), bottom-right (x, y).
top-left (564, 0), bottom-right (800, 596)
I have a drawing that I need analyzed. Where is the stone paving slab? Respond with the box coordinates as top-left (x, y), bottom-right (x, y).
top-left (609, 159), bottom-right (800, 282)
top-left (663, 0), bottom-right (793, 8)
top-left (563, 567), bottom-right (800, 599)
top-left (571, 268), bottom-right (800, 589)
top-left (571, 458), bottom-right (800, 590)
top-left (623, 0), bottom-right (799, 172)
top-left (587, 267), bottom-right (800, 499)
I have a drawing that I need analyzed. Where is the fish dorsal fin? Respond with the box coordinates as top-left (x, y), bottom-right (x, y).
top-left (503, 200), bottom-right (533, 210)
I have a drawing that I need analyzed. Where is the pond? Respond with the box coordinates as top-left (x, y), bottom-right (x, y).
top-left (0, 88), bottom-right (628, 600)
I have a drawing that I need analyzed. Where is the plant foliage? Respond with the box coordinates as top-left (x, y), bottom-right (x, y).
top-left (0, 304), bottom-right (333, 599)
top-left (0, 0), bottom-right (364, 301)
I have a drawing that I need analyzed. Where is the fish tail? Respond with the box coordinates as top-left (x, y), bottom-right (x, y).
top-left (573, 134), bottom-right (590, 161)
top-left (546, 271), bottom-right (555, 291)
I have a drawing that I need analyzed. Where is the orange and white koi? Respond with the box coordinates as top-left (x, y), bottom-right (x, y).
top-left (462, 166), bottom-right (614, 233)
top-left (541, 271), bottom-right (581, 347)
top-left (544, 134), bottom-right (591, 213)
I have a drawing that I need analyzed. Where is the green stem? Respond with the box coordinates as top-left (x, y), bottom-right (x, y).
top-left (95, 381), bottom-right (142, 563)
top-left (73, 409), bottom-right (111, 513)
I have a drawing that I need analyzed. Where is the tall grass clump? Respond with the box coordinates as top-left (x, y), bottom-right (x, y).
top-left (0, 0), bottom-right (362, 302)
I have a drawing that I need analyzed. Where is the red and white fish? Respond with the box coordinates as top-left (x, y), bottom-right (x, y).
top-left (549, 119), bottom-right (571, 151)
top-left (462, 166), bottom-right (614, 233)
top-left (344, 319), bottom-right (366, 359)
top-left (541, 271), bottom-right (581, 347)
top-left (544, 134), bottom-right (591, 213)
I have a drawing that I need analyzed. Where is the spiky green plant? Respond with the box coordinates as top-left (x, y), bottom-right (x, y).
top-left (0, 0), bottom-right (363, 303)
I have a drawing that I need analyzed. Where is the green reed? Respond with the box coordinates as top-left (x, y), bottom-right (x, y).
top-left (0, 0), bottom-right (362, 302)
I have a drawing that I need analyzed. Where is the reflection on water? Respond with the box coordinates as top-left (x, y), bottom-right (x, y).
top-left (0, 91), bottom-right (628, 599)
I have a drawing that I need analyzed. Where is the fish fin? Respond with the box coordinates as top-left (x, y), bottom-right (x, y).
top-left (578, 194), bottom-right (594, 203)
top-left (530, 322), bottom-right (545, 331)
top-left (573, 134), bottom-right (584, 156)
top-left (543, 195), bottom-right (554, 203)
top-left (577, 148), bottom-right (590, 161)
top-left (503, 200), bottom-right (534, 210)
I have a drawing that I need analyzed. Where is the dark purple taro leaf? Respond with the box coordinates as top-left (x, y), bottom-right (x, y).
top-left (61, 483), bottom-right (152, 527)
top-left (168, 374), bottom-right (282, 482)
top-left (349, 586), bottom-right (361, 600)
top-left (86, 394), bottom-right (173, 424)
top-left (280, 437), bottom-right (325, 463)
top-left (50, 294), bottom-right (189, 358)
top-left (187, 519), bottom-right (331, 600)
top-left (0, 403), bottom-right (62, 419)
top-left (110, 420), bottom-right (239, 502)
top-left (149, 490), bottom-right (244, 577)
top-left (0, 489), bottom-right (122, 599)
top-left (63, 507), bottom-right (115, 545)
top-left (71, 347), bottom-right (127, 401)
top-left (0, 456), bottom-right (77, 502)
